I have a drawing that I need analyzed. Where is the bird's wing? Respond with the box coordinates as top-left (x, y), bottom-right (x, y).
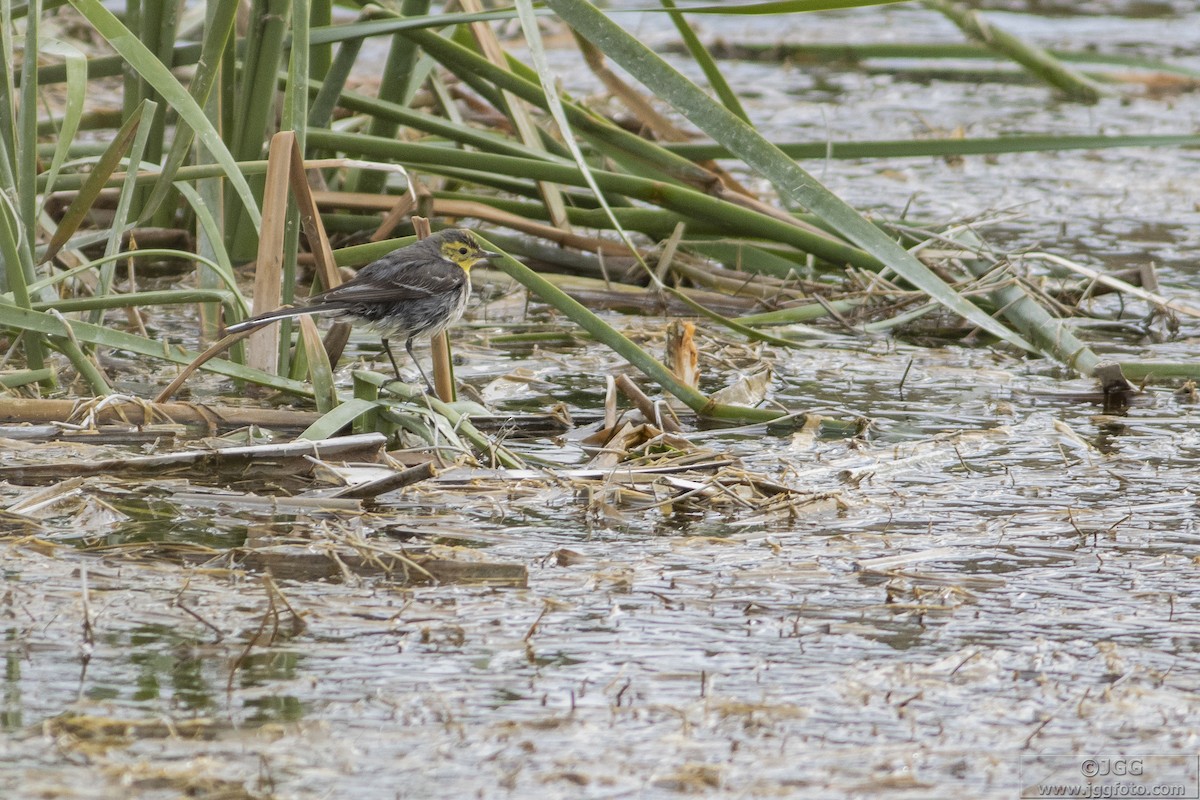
top-left (313, 260), bottom-right (465, 305)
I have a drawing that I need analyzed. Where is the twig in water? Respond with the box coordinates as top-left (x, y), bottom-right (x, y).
top-left (175, 599), bottom-right (225, 643)
top-left (615, 373), bottom-right (682, 434)
top-left (227, 579), bottom-right (277, 696)
top-left (78, 565), bottom-right (94, 686)
top-left (524, 604), bottom-right (549, 643)
top-left (897, 357), bottom-right (914, 402)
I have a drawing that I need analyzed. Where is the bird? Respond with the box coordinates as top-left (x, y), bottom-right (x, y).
top-left (225, 228), bottom-right (500, 393)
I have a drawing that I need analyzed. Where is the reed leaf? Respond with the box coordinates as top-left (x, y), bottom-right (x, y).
top-left (349, 0), bottom-right (430, 196)
top-left (279, 0), bottom-right (310, 348)
top-left (41, 103), bottom-right (148, 266)
top-left (0, 303), bottom-right (309, 393)
top-left (93, 110), bottom-right (158, 326)
top-left (48, 323), bottom-right (110, 395)
top-left (398, 22), bottom-right (721, 190)
top-left (16, 0), bottom-right (38, 248)
top-left (515, 0), bottom-right (647, 274)
top-left (304, 129), bottom-right (875, 272)
top-left (103, 108), bottom-right (157, 265)
top-left (65, 0), bottom-right (262, 231)
top-left (227, 0), bottom-right (288, 255)
top-left (29, 249), bottom-right (240, 300)
top-left (37, 39), bottom-right (86, 199)
top-left (300, 397), bottom-right (381, 441)
top-left (922, 0), bottom-right (1107, 102)
top-left (0, 368), bottom-right (54, 388)
top-left (32, 290), bottom-right (234, 314)
top-left (666, 133), bottom-right (1200, 161)
top-left (959, 254), bottom-right (1100, 376)
top-left (320, 81), bottom-right (576, 163)
top-left (545, 0), bottom-right (1034, 354)
top-left (305, 9), bottom-right (527, 47)
top-left (655, 1), bottom-right (911, 11)
top-left (308, 28), bottom-right (363, 130)
top-left (297, 315), bottom-right (338, 414)
top-left (1118, 362), bottom-right (1200, 382)
top-left (659, 0), bottom-right (749, 123)
top-left (0, 95), bottom-right (47, 370)
top-left (174, 182), bottom-right (248, 317)
top-left (689, 41), bottom-right (1200, 79)
top-left (736, 299), bottom-right (864, 327)
top-left (309, 0), bottom-right (331, 79)
top-left (0, 3), bottom-right (15, 155)
top-left (139, 0), bottom-right (239, 223)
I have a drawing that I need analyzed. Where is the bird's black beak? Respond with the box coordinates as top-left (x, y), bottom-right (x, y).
top-left (481, 249), bottom-right (504, 261)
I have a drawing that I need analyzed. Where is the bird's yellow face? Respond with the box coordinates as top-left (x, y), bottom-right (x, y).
top-left (439, 232), bottom-right (499, 273)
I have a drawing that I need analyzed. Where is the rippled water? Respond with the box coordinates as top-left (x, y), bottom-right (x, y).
top-left (5, 3), bottom-right (1200, 799)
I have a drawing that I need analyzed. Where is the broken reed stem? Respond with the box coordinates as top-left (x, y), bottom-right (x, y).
top-left (245, 133), bottom-right (293, 375)
top-left (333, 460), bottom-right (436, 499)
top-left (615, 374), bottom-right (682, 434)
top-left (961, 258), bottom-right (1100, 376)
top-left (922, 0), bottom-right (1108, 102)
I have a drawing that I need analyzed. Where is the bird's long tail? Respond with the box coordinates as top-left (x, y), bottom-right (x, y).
top-left (224, 305), bottom-right (332, 334)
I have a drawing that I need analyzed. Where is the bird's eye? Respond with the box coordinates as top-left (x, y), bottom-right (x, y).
top-left (459, 247), bottom-right (469, 255)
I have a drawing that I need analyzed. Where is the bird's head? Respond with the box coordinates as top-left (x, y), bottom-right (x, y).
top-left (435, 229), bottom-right (501, 272)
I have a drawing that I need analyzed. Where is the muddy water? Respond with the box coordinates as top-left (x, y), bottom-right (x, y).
top-left (6, 3), bottom-right (1200, 799)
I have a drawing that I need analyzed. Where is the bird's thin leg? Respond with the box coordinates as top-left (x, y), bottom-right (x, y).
top-left (381, 337), bottom-right (404, 381)
top-left (405, 336), bottom-right (436, 395)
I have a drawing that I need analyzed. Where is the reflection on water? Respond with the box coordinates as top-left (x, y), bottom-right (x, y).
top-left (95, 518), bottom-right (251, 549)
top-left (2, 609), bottom-right (309, 732)
top-left (244, 694), bottom-right (306, 725)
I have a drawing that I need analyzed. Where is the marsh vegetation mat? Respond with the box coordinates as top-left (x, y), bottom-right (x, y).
top-left (4, 2), bottom-right (1200, 799)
